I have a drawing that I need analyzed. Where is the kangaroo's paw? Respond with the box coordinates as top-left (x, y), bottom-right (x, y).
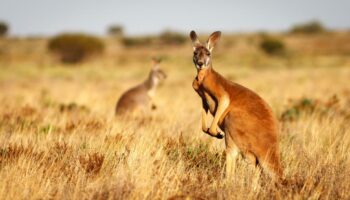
top-left (215, 132), bottom-right (224, 139)
top-left (205, 128), bottom-right (224, 139)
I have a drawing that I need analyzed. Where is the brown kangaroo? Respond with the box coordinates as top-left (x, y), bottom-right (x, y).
top-left (190, 31), bottom-right (283, 180)
top-left (115, 58), bottom-right (167, 116)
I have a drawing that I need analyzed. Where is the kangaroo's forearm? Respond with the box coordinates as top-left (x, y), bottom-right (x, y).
top-left (209, 95), bottom-right (229, 133)
top-left (201, 108), bottom-right (208, 132)
top-left (201, 98), bottom-right (209, 132)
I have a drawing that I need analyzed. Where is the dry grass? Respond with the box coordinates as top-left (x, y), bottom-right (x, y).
top-left (0, 33), bottom-right (350, 199)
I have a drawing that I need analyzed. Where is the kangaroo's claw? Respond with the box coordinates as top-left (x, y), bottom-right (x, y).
top-left (205, 128), bottom-right (224, 139)
top-left (151, 104), bottom-right (157, 110)
top-left (215, 133), bottom-right (224, 139)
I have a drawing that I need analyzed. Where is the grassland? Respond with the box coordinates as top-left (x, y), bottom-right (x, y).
top-left (0, 32), bottom-right (350, 199)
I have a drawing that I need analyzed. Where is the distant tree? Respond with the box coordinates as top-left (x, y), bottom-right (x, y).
top-left (48, 33), bottom-right (104, 64)
top-left (108, 25), bottom-right (123, 37)
top-left (0, 21), bottom-right (9, 37)
top-left (290, 20), bottom-right (326, 34)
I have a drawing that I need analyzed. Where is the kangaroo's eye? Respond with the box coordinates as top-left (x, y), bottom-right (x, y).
top-left (206, 52), bottom-right (211, 56)
top-left (194, 51), bottom-right (198, 55)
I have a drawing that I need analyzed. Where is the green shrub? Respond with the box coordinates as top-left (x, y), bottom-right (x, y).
top-left (0, 21), bottom-right (9, 37)
top-left (260, 37), bottom-right (286, 56)
top-left (290, 21), bottom-right (326, 34)
top-left (121, 30), bottom-right (186, 47)
top-left (48, 33), bottom-right (104, 64)
top-left (280, 95), bottom-right (348, 122)
top-left (159, 31), bottom-right (186, 45)
top-left (121, 36), bottom-right (154, 47)
top-left (107, 25), bottom-right (123, 37)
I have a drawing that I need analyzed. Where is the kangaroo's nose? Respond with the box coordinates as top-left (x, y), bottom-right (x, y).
top-left (197, 62), bottom-right (204, 67)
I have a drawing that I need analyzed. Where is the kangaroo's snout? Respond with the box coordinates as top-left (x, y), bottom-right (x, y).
top-left (197, 62), bottom-right (204, 67)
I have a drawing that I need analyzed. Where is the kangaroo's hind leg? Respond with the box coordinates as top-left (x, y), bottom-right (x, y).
top-left (225, 145), bottom-right (240, 179)
top-left (244, 151), bottom-right (263, 190)
top-left (224, 130), bottom-right (241, 180)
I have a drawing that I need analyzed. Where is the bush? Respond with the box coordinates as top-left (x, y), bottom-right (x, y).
top-left (159, 31), bottom-right (186, 45)
top-left (121, 36), bottom-right (154, 47)
top-left (260, 37), bottom-right (286, 56)
top-left (48, 33), bottom-right (104, 64)
top-left (121, 30), bottom-right (186, 47)
top-left (0, 21), bottom-right (9, 37)
top-left (290, 21), bottom-right (326, 34)
top-left (108, 25), bottom-right (123, 37)
top-left (280, 95), bottom-right (349, 122)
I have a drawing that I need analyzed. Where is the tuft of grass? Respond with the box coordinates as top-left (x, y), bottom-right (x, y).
top-left (164, 136), bottom-right (224, 176)
top-left (79, 152), bottom-right (105, 174)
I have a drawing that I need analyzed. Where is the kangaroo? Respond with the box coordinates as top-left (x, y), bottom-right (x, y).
top-left (115, 58), bottom-right (167, 116)
top-left (190, 31), bottom-right (283, 180)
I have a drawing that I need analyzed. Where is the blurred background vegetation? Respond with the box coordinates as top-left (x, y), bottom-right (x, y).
top-left (0, 20), bottom-right (349, 67)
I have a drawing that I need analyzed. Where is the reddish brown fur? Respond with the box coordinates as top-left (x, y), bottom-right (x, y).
top-left (190, 31), bottom-right (283, 180)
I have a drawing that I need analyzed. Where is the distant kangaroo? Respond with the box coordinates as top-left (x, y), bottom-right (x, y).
top-left (115, 58), bottom-right (166, 116)
top-left (190, 31), bottom-right (283, 180)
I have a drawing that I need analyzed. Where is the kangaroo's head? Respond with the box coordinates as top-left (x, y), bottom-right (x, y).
top-left (190, 30), bottom-right (221, 70)
top-left (148, 57), bottom-right (167, 87)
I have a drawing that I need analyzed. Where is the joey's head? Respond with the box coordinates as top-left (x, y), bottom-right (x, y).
top-left (190, 30), bottom-right (221, 70)
top-left (149, 57), bottom-right (167, 87)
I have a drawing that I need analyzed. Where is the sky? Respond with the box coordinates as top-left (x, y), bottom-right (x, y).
top-left (0, 0), bottom-right (349, 36)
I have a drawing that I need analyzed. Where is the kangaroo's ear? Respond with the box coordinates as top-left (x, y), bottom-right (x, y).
top-left (151, 57), bottom-right (161, 69)
top-left (206, 31), bottom-right (221, 52)
top-left (190, 30), bottom-right (200, 49)
top-left (152, 57), bottom-right (161, 64)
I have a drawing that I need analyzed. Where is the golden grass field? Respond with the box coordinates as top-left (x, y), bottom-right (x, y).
top-left (0, 32), bottom-right (350, 199)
